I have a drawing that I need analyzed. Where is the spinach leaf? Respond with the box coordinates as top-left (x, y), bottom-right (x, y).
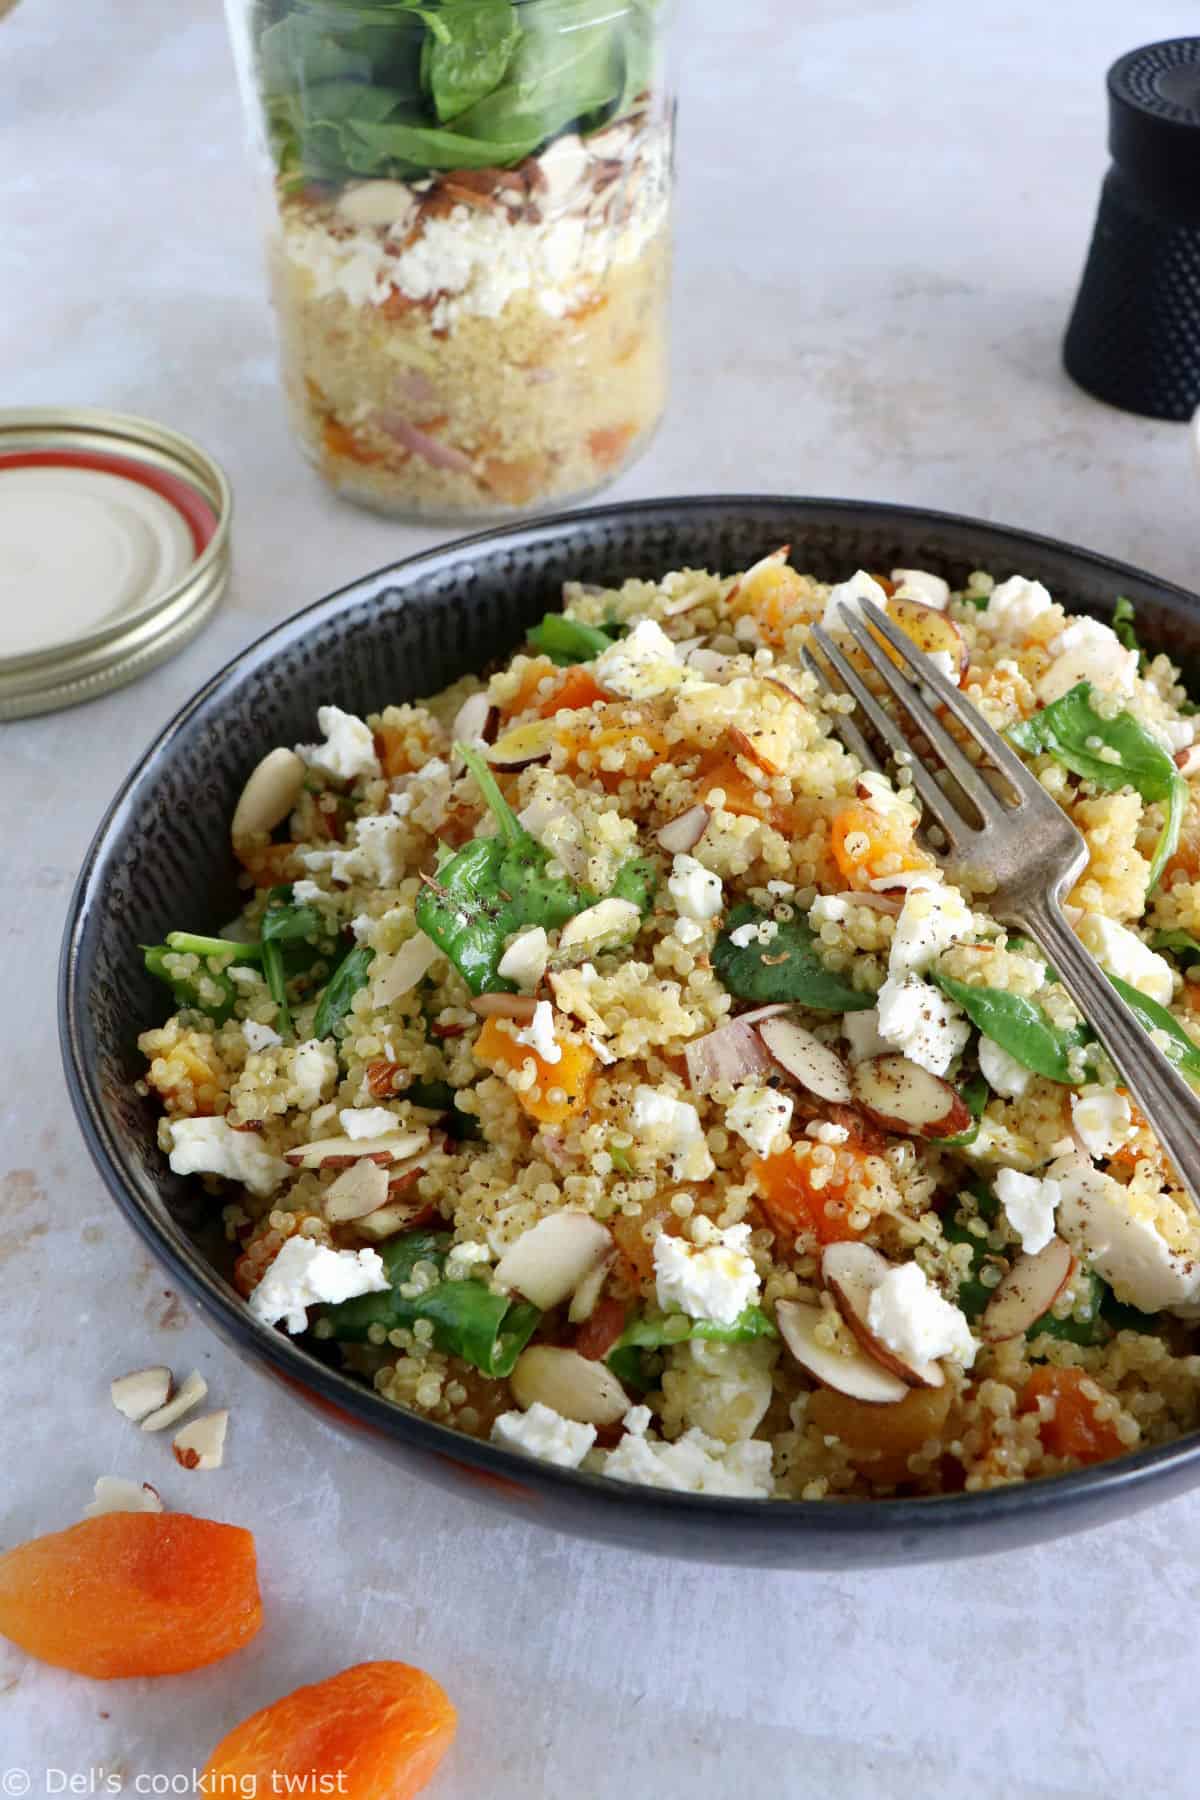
top-left (1111, 596), bottom-right (1144, 665)
top-left (321, 1230), bottom-right (539, 1376)
top-left (609, 854), bottom-right (657, 916)
top-left (607, 1305), bottom-right (777, 1390)
top-left (421, 0), bottom-right (520, 123)
top-left (931, 1072), bottom-right (988, 1147)
top-left (526, 612), bottom-right (616, 664)
top-left (1150, 928), bottom-right (1200, 964)
top-left (1008, 681), bottom-right (1185, 890)
top-left (933, 973), bottom-right (1089, 1084)
top-left (713, 904), bottom-right (875, 1010)
top-left (943, 1185), bottom-right (1000, 1320)
top-left (1026, 1266), bottom-right (1110, 1348)
top-left (1108, 974), bottom-right (1200, 1083)
top-left (259, 887), bottom-right (328, 1038)
top-left (346, 115), bottom-right (543, 171)
top-left (313, 943), bottom-right (375, 1040)
top-left (406, 1078), bottom-right (482, 1140)
top-left (415, 743), bottom-right (590, 992)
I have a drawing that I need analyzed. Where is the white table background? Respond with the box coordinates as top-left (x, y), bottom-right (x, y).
top-left (4, 0), bottom-right (1200, 1792)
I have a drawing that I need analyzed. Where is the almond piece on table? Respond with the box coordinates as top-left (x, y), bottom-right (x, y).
top-left (110, 1366), bottom-right (173, 1423)
top-left (851, 1055), bottom-right (971, 1138)
top-left (775, 1299), bottom-right (909, 1404)
top-left (759, 1016), bottom-right (852, 1103)
top-left (172, 1411), bottom-right (229, 1472)
top-left (140, 1370), bottom-right (208, 1433)
top-left (821, 1242), bottom-right (944, 1389)
top-left (83, 1477), bottom-right (164, 1519)
top-left (980, 1237), bottom-right (1075, 1344)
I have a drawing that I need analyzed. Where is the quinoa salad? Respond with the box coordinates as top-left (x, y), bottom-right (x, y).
top-left (137, 556), bottom-right (1200, 1499)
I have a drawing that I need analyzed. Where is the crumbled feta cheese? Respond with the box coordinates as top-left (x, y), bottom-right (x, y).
top-left (601, 1409), bottom-right (773, 1497)
top-left (1054, 1158), bottom-right (1200, 1312)
top-left (876, 976), bottom-right (970, 1076)
top-left (725, 1083), bottom-right (794, 1156)
top-left (1037, 617), bottom-right (1139, 704)
top-left (925, 649), bottom-right (959, 683)
top-left (842, 1007), bottom-right (890, 1063)
top-left (995, 1167), bottom-right (1061, 1255)
top-left (978, 1034), bottom-right (1032, 1099)
top-left (729, 920), bottom-right (759, 948)
top-left (888, 883), bottom-right (975, 980)
top-left (822, 569), bottom-right (887, 634)
top-left (856, 770), bottom-right (918, 825)
top-left (809, 894), bottom-right (850, 928)
top-left (388, 788), bottom-right (413, 816)
top-left (594, 618), bottom-right (685, 700)
top-left (513, 999), bottom-right (562, 1065)
top-left (297, 705), bottom-right (380, 781)
top-left (248, 1238), bottom-right (388, 1334)
top-left (291, 879), bottom-right (328, 905)
top-left (496, 925), bottom-right (549, 989)
top-left (766, 880), bottom-right (795, 896)
top-left (668, 852), bottom-right (723, 921)
top-left (1077, 914), bottom-right (1174, 1006)
top-left (668, 1338), bottom-right (777, 1443)
top-left (445, 1239), bottom-right (492, 1281)
top-left (631, 1087), bottom-right (715, 1182)
top-left (348, 814), bottom-right (407, 886)
top-left (242, 1019), bottom-right (282, 1054)
top-left (491, 1401), bottom-right (596, 1469)
top-left (890, 568), bottom-right (950, 609)
top-left (865, 1262), bottom-right (977, 1368)
top-left (288, 1039), bottom-right (338, 1109)
top-left (653, 1222), bottom-right (760, 1325)
top-left (986, 575), bottom-right (1055, 641)
top-left (672, 915), bottom-right (706, 946)
top-left (413, 754), bottom-right (449, 785)
top-left (167, 1117), bottom-right (288, 1198)
top-left (339, 1106), bottom-right (402, 1139)
top-left (1071, 1086), bottom-right (1135, 1160)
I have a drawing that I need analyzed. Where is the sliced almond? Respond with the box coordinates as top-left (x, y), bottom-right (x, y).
top-left (110, 1365), bottom-right (172, 1424)
top-left (557, 898), bottom-right (640, 958)
top-left (882, 597), bottom-right (969, 684)
top-left (231, 748), bottom-right (306, 846)
top-left (980, 1236), bottom-right (1074, 1344)
top-left (821, 1242), bottom-right (943, 1389)
top-left (494, 1211), bottom-right (612, 1309)
top-left (656, 804), bottom-right (711, 855)
top-left (851, 1056), bottom-right (972, 1139)
top-left (759, 1017), bottom-right (852, 1103)
top-left (336, 179), bottom-right (419, 231)
top-left (284, 1129), bottom-right (429, 1169)
top-left (83, 1476), bottom-right (164, 1519)
top-left (567, 1251), bottom-right (615, 1324)
top-left (451, 690), bottom-right (497, 748)
top-left (140, 1369), bottom-right (208, 1433)
top-left (172, 1409), bottom-right (228, 1471)
top-left (370, 932), bottom-right (439, 1007)
top-left (486, 718), bottom-right (557, 769)
top-left (775, 1300), bottom-right (909, 1404)
top-left (684, 1003), bottom-right (791, 1094)
top-left (510, 1345), bottom-right (629, 1426)
top-left (470, 992), bottom-right (538, 1022)
top-left (355, 1196), bottom-right (435, 1241)
top-left (1175, 744), bottom-right (1200, 779)
top-left (324, 1158), bottom-right (391, 1224)
top-left (831, 890), bottom-right (904, 915)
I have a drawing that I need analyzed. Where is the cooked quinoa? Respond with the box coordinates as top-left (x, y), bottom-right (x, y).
top-left (137, 556), bottom-right (1200, 1499)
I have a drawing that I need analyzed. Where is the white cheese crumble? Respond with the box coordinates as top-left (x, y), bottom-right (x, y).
top-left (242, 1019), bottom-right (282, 1053)
top-left (725, 1083), bottom-right (794, 1157)
top-left (668, 852), bottom-right (724, 921)
top-left (287, 1039), bottom-right (338, 1110)
top-left (631, 1087), bottom-right (715, 1182)
top-left (167, 1117), bottom-right (288, 1198)
top-left (1071, 1086), bottom-right (1135, 1160)
top-left (809, 895), bottom-right (849, 928)
top-left (978, 1034), bottom-right (1032, 1099)
top-left (994, 1167), bottom-right (1061, 1255)
top-left (672, 915), bottom-right (706, 947)
top-left (985, 575), bottom-right (1055, 641)
top-left (888, 883), bottom-right (975, 980)
top-left (1077, 914), bottom-right (1174, 1006)
top-left (653, 1222), bottom-right (760, 1325)
top-left (291, 879), bottom-right (329, 905)
top-left (593, 618), bottom-right (685, 700)
top-left (1038, 617), bottom-right (1139, 704)
top-left (601, 1408), bottom-right (773, 1497)
top-left (491, 1401), bottom-right (596, 1469)
top-left (248, 1239), bottom-right (388, 1334)
top-left (876, 976), bottom-right (970, 1076)
top-left (865, 1262), bottom-right (977, 1369)
top-left (496, 925), bottom-right (550, 989)
top-left (297, 705), bottom-right (380, 782)
top-left (1053, 1158), bottom-right (1200, 1313)
top-left (668, 1338), bottom-right (777, 1443)
top-left (822, 568), bottom-right (887, 633)
top-left (339, 1106), bottom-right (403, 1140)
top-left (513, 999), bottom-right (562, 1064)
top-left (842, 1007), bottom-right (890, 1063)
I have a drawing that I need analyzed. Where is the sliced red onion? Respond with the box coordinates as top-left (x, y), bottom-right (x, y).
top-left (375, 412), bottom-right (473, 472)
top-left (391, 369), bottom-right (439, 410)
top-left (656, 804), bottom-right (711, 855)
top-left (684, 1003), bottom-right (791, 1093)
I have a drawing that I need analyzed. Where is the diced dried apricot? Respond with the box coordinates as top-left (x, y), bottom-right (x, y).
top-left (235, 839), bottom-right (303, 887)
top-left (728, 552), bottom-right (807, 646)
top-left (1021, 1366), bottom-right (1125, 1465)
top-left (573, 1294), bottom-right (628, 1360)
top-left (537, 666), bottom-right (609, 717)
top-left (201, 1661), bottom-right (456, 1800)
top-left (501, 654), bottom-right (559, 719)
top-left (829, 800), bottom-right (932, 888)
top-left (753, 1143), bottom-right (869, 1246)
top-left (587, 422), bottom-right (636, 469)
top-left (374, 727), bottom-right (412, 779)
top-left (474, 1016), bottom-right (595, 1124)
top-left (610, 1200), bottom-right (684, 1288)
top-left (322, 417), bottom-right (383, 466)
top-left (0, 1513), bottom-right (261, 1678)
top-left (558, 704), bottom-right (670, 791)
top-left (807, 1383), bottom-right (953, 1485)
top-left (481, 455), bottom-right (549, 506)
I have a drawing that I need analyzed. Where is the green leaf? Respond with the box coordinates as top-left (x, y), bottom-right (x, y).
top-left (452, 0), bottom-right (622, 147)
top-left (1111, 596), bottom-right (1144, 664)
top-left (1007, 681), bottom-right (1184, 890)
top-left (321, 1230), bottom-right (539, 1376)
top-left (1107, 974), bottom-right (1200, 1084)
top-left (346, 114), bottom-right (542, 171)
top-left (1151, 928), bottom-right (1200, 964)
top-left (713, 904), bottom-right (875, 1010)
top-left (313, 943), bottom-right (376, 1040)
top-left (943, 1184), bottom-right (1000, 1320)
top-left (406, 1079), bottom-right (482, 1140)
top-left (931, 1071), bottom-right (988, 1147)
top-left (933, 973), bottom-right (1088, 1084)
top-left (1026, 1266), bottom-right (1110, 1348)
top-left (143, 945), bottom-right (239, 1026)
top-left (421, 1), bottom-right (521, 123)
top-left (609, 854), bottom-right (658, 917)
top-left (526, 613), bottom-right (616, 664)
top-left (607, 1305), bottom-right (777, 1389)
top-left (162, 932), bottom-right (259, 964)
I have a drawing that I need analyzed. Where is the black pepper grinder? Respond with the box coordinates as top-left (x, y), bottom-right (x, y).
top-left (1064, 37), bottom-right (1200, 421)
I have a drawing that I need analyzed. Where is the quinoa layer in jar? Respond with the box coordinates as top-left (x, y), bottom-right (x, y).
top-left (232, 0), bottom-right (675, 518)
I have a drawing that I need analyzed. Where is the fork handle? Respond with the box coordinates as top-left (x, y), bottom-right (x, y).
top-left (1017, 897), bottom-right (1200, 1206)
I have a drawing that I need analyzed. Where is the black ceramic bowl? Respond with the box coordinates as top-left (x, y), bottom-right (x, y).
top-left (60, 496), bottom-right (1200, 1567)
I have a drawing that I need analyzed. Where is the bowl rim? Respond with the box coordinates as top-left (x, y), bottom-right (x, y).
top-left (59, 490), bottom-right (1200, 1539)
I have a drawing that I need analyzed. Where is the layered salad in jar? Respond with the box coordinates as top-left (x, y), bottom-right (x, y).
top-left (248, 0), bottom-right (673, 516)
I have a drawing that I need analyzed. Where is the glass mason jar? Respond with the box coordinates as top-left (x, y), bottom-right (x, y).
top-left (225, 0), bottom-right (675, 520)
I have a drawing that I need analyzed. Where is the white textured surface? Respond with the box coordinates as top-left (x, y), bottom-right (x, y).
top-left (4, 0), bottom-right (1200, 1792)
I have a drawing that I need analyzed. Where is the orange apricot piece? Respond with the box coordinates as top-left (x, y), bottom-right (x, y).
top-left (474, 1015), bottom-right (595, 1125)
top-left (1021, 1366), bottom-right (1125, 1466)
top-left (0, 1512), bottom-right (262, 1679)
top-left (201, 1661), bottom-right (456, 1800)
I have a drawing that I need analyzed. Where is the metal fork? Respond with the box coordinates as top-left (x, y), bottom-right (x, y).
top-left (804, 601), bottom-right (1200, 1207)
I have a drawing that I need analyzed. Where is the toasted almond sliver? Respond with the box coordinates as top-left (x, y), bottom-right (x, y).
top-left (284, 1129), bottom-right (429, 1169)
top-left (110, 1365), bottom-right (173, 1423)
top-left (140, 1370), bottom-right (208, 1433)
top-left (324, 1158), bottom-right (391, 1224)
top-left (231, 747), bottom-right (307, 845)
top-left (172, 1410), bottom-right (229, 1471)
top-left (83, 1476), bottom-right (164, 1519)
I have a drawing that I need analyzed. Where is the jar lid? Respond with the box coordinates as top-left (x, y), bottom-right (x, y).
top-left (0, 407), bottom-right (232, 720)
top-left (1108, 38), bottom-right (1200, 211)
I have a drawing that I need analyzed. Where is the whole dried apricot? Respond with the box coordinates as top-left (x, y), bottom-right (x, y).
top-left (201, 1661), bottom-right (456, 1799)
top-left (0, 1512), bottom-right (261, 1678)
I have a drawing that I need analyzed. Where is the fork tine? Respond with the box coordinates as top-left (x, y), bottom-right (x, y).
top-left (836, 606), bottom-right (1009, 823)
top-left (809, 624), bottom-right (971, 848)
top-left (850, 602), bottom-right (1045, 804)
top-left (799, 647), bottom-right (884, 774)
